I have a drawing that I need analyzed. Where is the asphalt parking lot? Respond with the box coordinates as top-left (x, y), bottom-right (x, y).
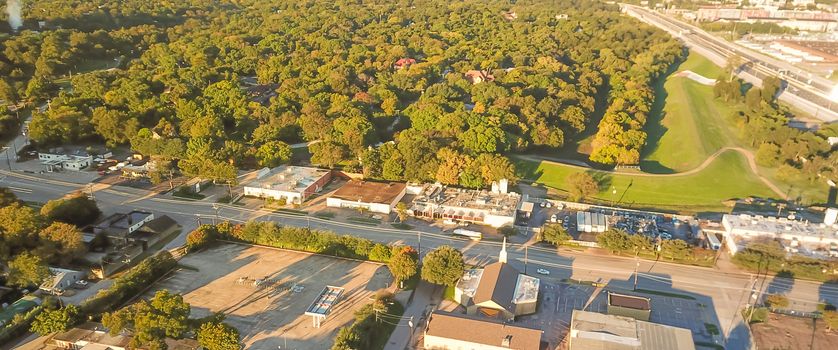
top-left (143, 244), bottom-right (392, 349)
top-left (511, 279), bottom-right (722, 349)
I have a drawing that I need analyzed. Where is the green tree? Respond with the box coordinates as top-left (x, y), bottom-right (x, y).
top-left (542, 224), bottom-right (571, 245)
top-left (186, 225), bottom-right (217, 252)
top-left (421, 246), bottom-right (464, 286)
top-left (755, 142), bottom-right (781, 167)
top-left (7, 252), bottom-right (50, 287)
top-left (566, 172), bottom-right (599, 201)
top-left (40, 194), bottom-right (101, 227)
top-left (103, 290), bottom-right (191, 348)
top-left (459, 123), bottom-right (507, 154)
top-left (824, 310), bottom-right (838, 330)
top-left (395, 202), bottom-right (409, 223)
top-left (255, 141), bottom-right (292, 168)
top-left (388, 246), bottom-right (418, 283)
top-left (38, 222), bottom-right (86, 264)
top-left (197, 321), bottom-right (241, 350)
top-left (660, 239), bottom-right (692, 261)
top-left (31, 305), bottom-right (80, 335)
top-left (310, 141), bottom-right (346, 169)
top-left (0, 187), bottom-right (19, 207)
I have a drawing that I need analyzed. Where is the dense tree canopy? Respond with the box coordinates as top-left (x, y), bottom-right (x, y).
top-left (2, 0), bottom-right (685, 183)
top-left (421, 245), bottom-right (465, 286)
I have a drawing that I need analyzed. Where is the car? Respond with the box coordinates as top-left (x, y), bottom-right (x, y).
top-left (536, 268), bottom-right (550, 275)
top-left (660, 233), bottom-right (672, 240)
top-left (550, 214), bottom-right (558, 223)
top-left (545, 202), bottom-right (552, 208)
top-left (564, 215), bottom-right (570, 222)
top-left (562, 222), bottom-right (569, 229)
top-left (75, 280), bottom-right (89, 289)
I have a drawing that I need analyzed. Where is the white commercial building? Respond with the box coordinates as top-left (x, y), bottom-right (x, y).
top-left (243, 166), bottom-right (332, 204)
top-left (410, 180), bottom-right (521, 228)
top-left (38, 152), bottom-right (93, 171)
top-left (577, 211), bottom-right (609, 233)
top-left (721, 214), bottom-right (838, 256)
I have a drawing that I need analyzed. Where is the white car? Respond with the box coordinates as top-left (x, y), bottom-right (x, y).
top-left (536, 268), bottom-right (550, 275)
top-left (75, 280), bottom-right (89, 288)
top-left (550, 214), bottom-right (558, 223)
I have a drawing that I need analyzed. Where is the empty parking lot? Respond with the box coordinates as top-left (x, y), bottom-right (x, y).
top-left (145, 243), bottom-right (392, 349)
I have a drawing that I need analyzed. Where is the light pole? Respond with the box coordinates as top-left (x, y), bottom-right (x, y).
top-left (212, 203), bottom-right (220, 224)
top-left (1, 147), bottom-right (10, 171)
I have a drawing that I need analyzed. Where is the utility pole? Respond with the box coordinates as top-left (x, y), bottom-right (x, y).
top-left (524, 245), bottom-right (528, 274)
top-left (3, 148), bottom-right (10, 171)
top-left (633, 252), bottom-right (640, 291)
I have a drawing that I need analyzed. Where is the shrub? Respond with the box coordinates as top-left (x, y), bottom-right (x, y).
top-left (765, 294), bottom-right (789, 309)
top-left (81, 251), bottom-right (177, 315)
top-left (186, 225), bottom-right (217, 252)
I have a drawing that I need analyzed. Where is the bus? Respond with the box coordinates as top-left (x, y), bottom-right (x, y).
top-left (453, 229), bottom-right (482, 240)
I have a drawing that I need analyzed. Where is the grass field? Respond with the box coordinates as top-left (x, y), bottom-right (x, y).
top-left (642, 52), bottom-right (735, 173)
top-left (517, 151), bottom-right (777, 213)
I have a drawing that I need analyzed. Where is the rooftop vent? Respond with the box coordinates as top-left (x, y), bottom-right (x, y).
top-left (502, 335), bottom-right (512, 348)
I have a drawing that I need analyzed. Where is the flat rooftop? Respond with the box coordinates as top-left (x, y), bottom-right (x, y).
top-left (425, 311), bottom-right (542, 349)
top-left (723, 214), bottom-right (838, 240)
top-left (608, 292), bottom-right (651, 311)
top-left (412, 184), bottom-right (521, 217)
top-left (330, 180), bottom-right (405, 204)
top-left (456, 269), bottom-right (484, 298)
top-left (571, 310), bottom-right (695, 350)
top-left (246, 166), bottom-right (331, 193)
top-left (305, 286), bottom-right (344, 316)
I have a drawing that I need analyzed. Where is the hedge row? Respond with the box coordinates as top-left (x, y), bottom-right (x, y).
top-left (80, 251), bottom-right (178, 315)
top-left (191, 221), bottom-right (396, 263)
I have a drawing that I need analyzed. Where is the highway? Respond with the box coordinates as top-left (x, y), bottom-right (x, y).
top-left (623, 4), bottom-right (838, 122)
top-left (2, 170), bottom-right (838, 349)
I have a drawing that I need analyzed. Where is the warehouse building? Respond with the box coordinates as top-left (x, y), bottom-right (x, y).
top-left (243, 166), bottom-right (332, 204)
top-left (326, 180), bottom-right (406, 214)
top-left (577, 211), bottom-right (609, 233)
top-left (424, 311), bottom-right (542, 350)
top-left (721, 214), bottom-right (838, 257)
top-left (569, 310), bottom-right (695, 350)
top-left (410, 180), bottom-right (521, 227)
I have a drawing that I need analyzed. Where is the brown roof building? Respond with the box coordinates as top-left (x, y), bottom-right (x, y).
top-left (607, 292), bottom-right (652, 321)
top-left (454, 240), bottom-right (540, 320)
top-left (424, 311), bottom-right (543, 350)
top-left (326, 180), bottom-right (407, 214)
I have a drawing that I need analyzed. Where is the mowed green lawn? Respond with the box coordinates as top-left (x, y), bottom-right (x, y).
top-left (642, 52), bottom-right (736, 173)
top-left (517, 151), bottom-right (778, 212)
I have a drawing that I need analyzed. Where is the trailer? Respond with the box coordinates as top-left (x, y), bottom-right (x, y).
top-left (706, 232), bottom-right (722, 250)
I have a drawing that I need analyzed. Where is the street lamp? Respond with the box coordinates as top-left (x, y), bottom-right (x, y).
top-left (212, 203), bottom-right (220, 224)
top-left (1, 147), bottom-right (11, 171)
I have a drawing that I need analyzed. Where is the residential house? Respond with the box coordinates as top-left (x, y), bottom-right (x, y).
top-left (465, 70), bottom-right (495, 84)
top-left (39, 267), bottom-right (87, 295)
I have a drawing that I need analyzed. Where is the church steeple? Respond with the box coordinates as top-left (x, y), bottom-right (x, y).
top-left (499, 236), bottom-right (508, 264)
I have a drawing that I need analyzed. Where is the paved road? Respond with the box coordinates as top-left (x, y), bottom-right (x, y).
top-left (623, 4), bottom-right (838, 122)
top-left (2, 171), bottom-right (837, 349)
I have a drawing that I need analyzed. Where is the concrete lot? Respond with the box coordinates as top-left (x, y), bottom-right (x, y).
top-left (144, 244), bottom-right (392, 350)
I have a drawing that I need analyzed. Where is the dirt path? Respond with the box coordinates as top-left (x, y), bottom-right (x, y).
top-left (516, 147), bottom-right (788, 199)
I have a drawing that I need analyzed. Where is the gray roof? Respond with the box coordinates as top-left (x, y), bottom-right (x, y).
top-left (570, 310), bottom-right (695, 350)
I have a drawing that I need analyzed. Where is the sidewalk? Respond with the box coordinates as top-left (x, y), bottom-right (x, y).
top-left (384, 281), bottom-right (442, 350)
